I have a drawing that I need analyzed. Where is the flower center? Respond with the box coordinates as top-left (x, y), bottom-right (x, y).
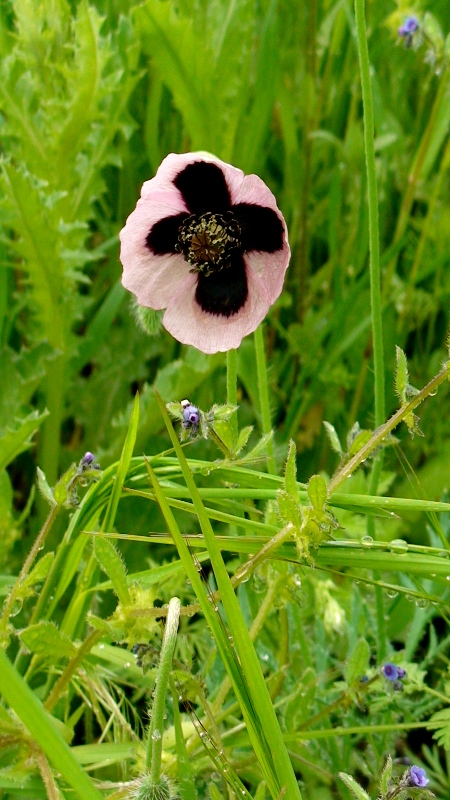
top-left (176, 212), bottom-right (242, 276)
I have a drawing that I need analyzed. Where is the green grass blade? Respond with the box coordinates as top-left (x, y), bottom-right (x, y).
top-left (0, 648), bottom-right (104, 800)
top-left (154, 393), bottom-right (302, 800)
top-left (102, 392), bottom-right (139, 533)
top-left (146, 460), bottom-right (279, 796)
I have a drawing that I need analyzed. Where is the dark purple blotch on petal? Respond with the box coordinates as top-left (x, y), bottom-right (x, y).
top-left (146, 212), bottom-right (189, 255)
top-left (174, 161), bottom-right (232, 215)
top-left (195, 254), bottom-right (248, 317)
top-left (234, 203), bottom-right (284, 253)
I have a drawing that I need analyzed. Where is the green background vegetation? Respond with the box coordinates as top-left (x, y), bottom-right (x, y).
top-left (1, 0), bottom-right (450, 798)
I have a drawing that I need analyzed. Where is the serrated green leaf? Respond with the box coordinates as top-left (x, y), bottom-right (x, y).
top-left (284, 440), bottom-right (299, 500)
top-left (277, 490), bottom-right (301, 529)
top-left (1, 162), bottom-right (66, 347)
top-left (212, 419), bottom-right (235, 454)
top-left (346, 638), bottom-right (370, 686)
top-left (94, 536), bottom-right (130, 606)
top-left (36, 467), bottom-right (56, 507)
top-left (380, 755), bottom-right (393, 797)
top-left (22, 552), bottom-right (54, 591)
top-left (210, 403), bottom-right (238, 421)
top-left (0, 411), bottom-right (48, 473)
top-left (243, 431), bottom-right (274, 463)
top-left (323, 421), bottom-right (343, 455)
top-left (235, 425), bottom-right (253, 456)
top-left (348, 429), bottom-right (373, 456)
top-left (133, 302), bottom-right (163, 338)
top-left (307, 474), bottom-right (327, 512)
top-left (135, 1), bottom-right (211, 149)
top-left (338, 773), bottom-right (371, 800)
top-left (20, 621), bottom-right (76, 659)
top-left (395, 345), bottom-right (409, 402)
top-left (166, 402), bottom-right (184, 420)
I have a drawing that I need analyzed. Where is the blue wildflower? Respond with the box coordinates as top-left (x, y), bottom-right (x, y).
top-left (181, 402), bottom-right (200, 430)
top-left (398, 16), bottom-right (419, 36)
top-left (408, 765), bottom-right (429, 788)
top-left (382, 663), bottom-right (399, 681)
top-left (398, 16), bottom-right (419, 47)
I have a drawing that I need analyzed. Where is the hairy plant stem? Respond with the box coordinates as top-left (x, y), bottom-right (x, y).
top-left (254, 324), bottom-right (276, 475)
top-left (227, 348), bottom-right (238, 440)
top-left (327, 363), bottom-right (450, 495)
top-left (127, 524), bottom-right (294, 623)
top-left (44, 629), bottom-right (103, 712)
top-left (146, 597), bottom-right (181, 781)
top-left (0, 503), bottom-right (60, 634)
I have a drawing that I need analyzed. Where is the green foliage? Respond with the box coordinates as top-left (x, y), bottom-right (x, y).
top-left (1, 0), bottom-right (450, 797)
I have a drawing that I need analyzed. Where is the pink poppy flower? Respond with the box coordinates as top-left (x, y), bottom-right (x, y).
top-left (119, 152), bottom-right (290, 354)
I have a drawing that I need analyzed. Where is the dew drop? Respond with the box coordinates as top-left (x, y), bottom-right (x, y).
top-left (361, 535), bottom-right (373, 548)
top-left (415, 597), bottom-right (428, 608)
top-left (151, 729), bottom-right (161, 741)
top-left (98, 643), bottom-right (105, 650)
top-left (9, 598), bottom-right (23, 617)
top-left (386, 588), bottom-right (398, 599)
top-left (389, 538), bottom-right (408, 554)
top-left (124, 661), bottom-right (131, 668)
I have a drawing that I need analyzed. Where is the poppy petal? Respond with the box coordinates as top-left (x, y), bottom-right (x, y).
top-left (195, 255), bottom-right (248, 317)
top-left (120, 186), bottom-right (193, 309)
top-left (162, 258), bottom-right (273, 354)
top-left (174, 161), bottom-right (233, 214)
top-left (233, 203), bottom-right (284, 253)
top-left (244, 247), bottom-right (289, 305)
top-left (146, 212), bottom-right (189, 255)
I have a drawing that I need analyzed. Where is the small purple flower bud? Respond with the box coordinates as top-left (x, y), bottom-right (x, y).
top-left (382, 662), bottom-right (399, 681)
top-left (398, 16), bottom-right (419, 36)
top-left (409, 766), bottom-right (429, 788)
top-left (182, 404), bottom-right (200, 428)
top-left (82, 451), bottom-right (95, 465)
top-left (397, 667), bottom-right (406, 679)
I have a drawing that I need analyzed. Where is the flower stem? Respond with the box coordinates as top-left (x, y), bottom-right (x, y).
top-left (327, 363), bottom-right (450, 495)
top-left (355, 1), bottom-right (386, 657)
top-left (254, 324), bottom-right (276, 475)
top-left (146, 597), bottom-right (181, 782)
top-left (354, 0), bottom-right (385, 432)
top-left (226, 348), bottom-right (238, 440)
top-left (0, 504), bottom-right (60, 636)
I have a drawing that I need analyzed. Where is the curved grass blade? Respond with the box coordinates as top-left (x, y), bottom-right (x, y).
top-left (0, 648), bottom-right (104, 800)
top-left (154, 392), bottom-right (302, 800)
